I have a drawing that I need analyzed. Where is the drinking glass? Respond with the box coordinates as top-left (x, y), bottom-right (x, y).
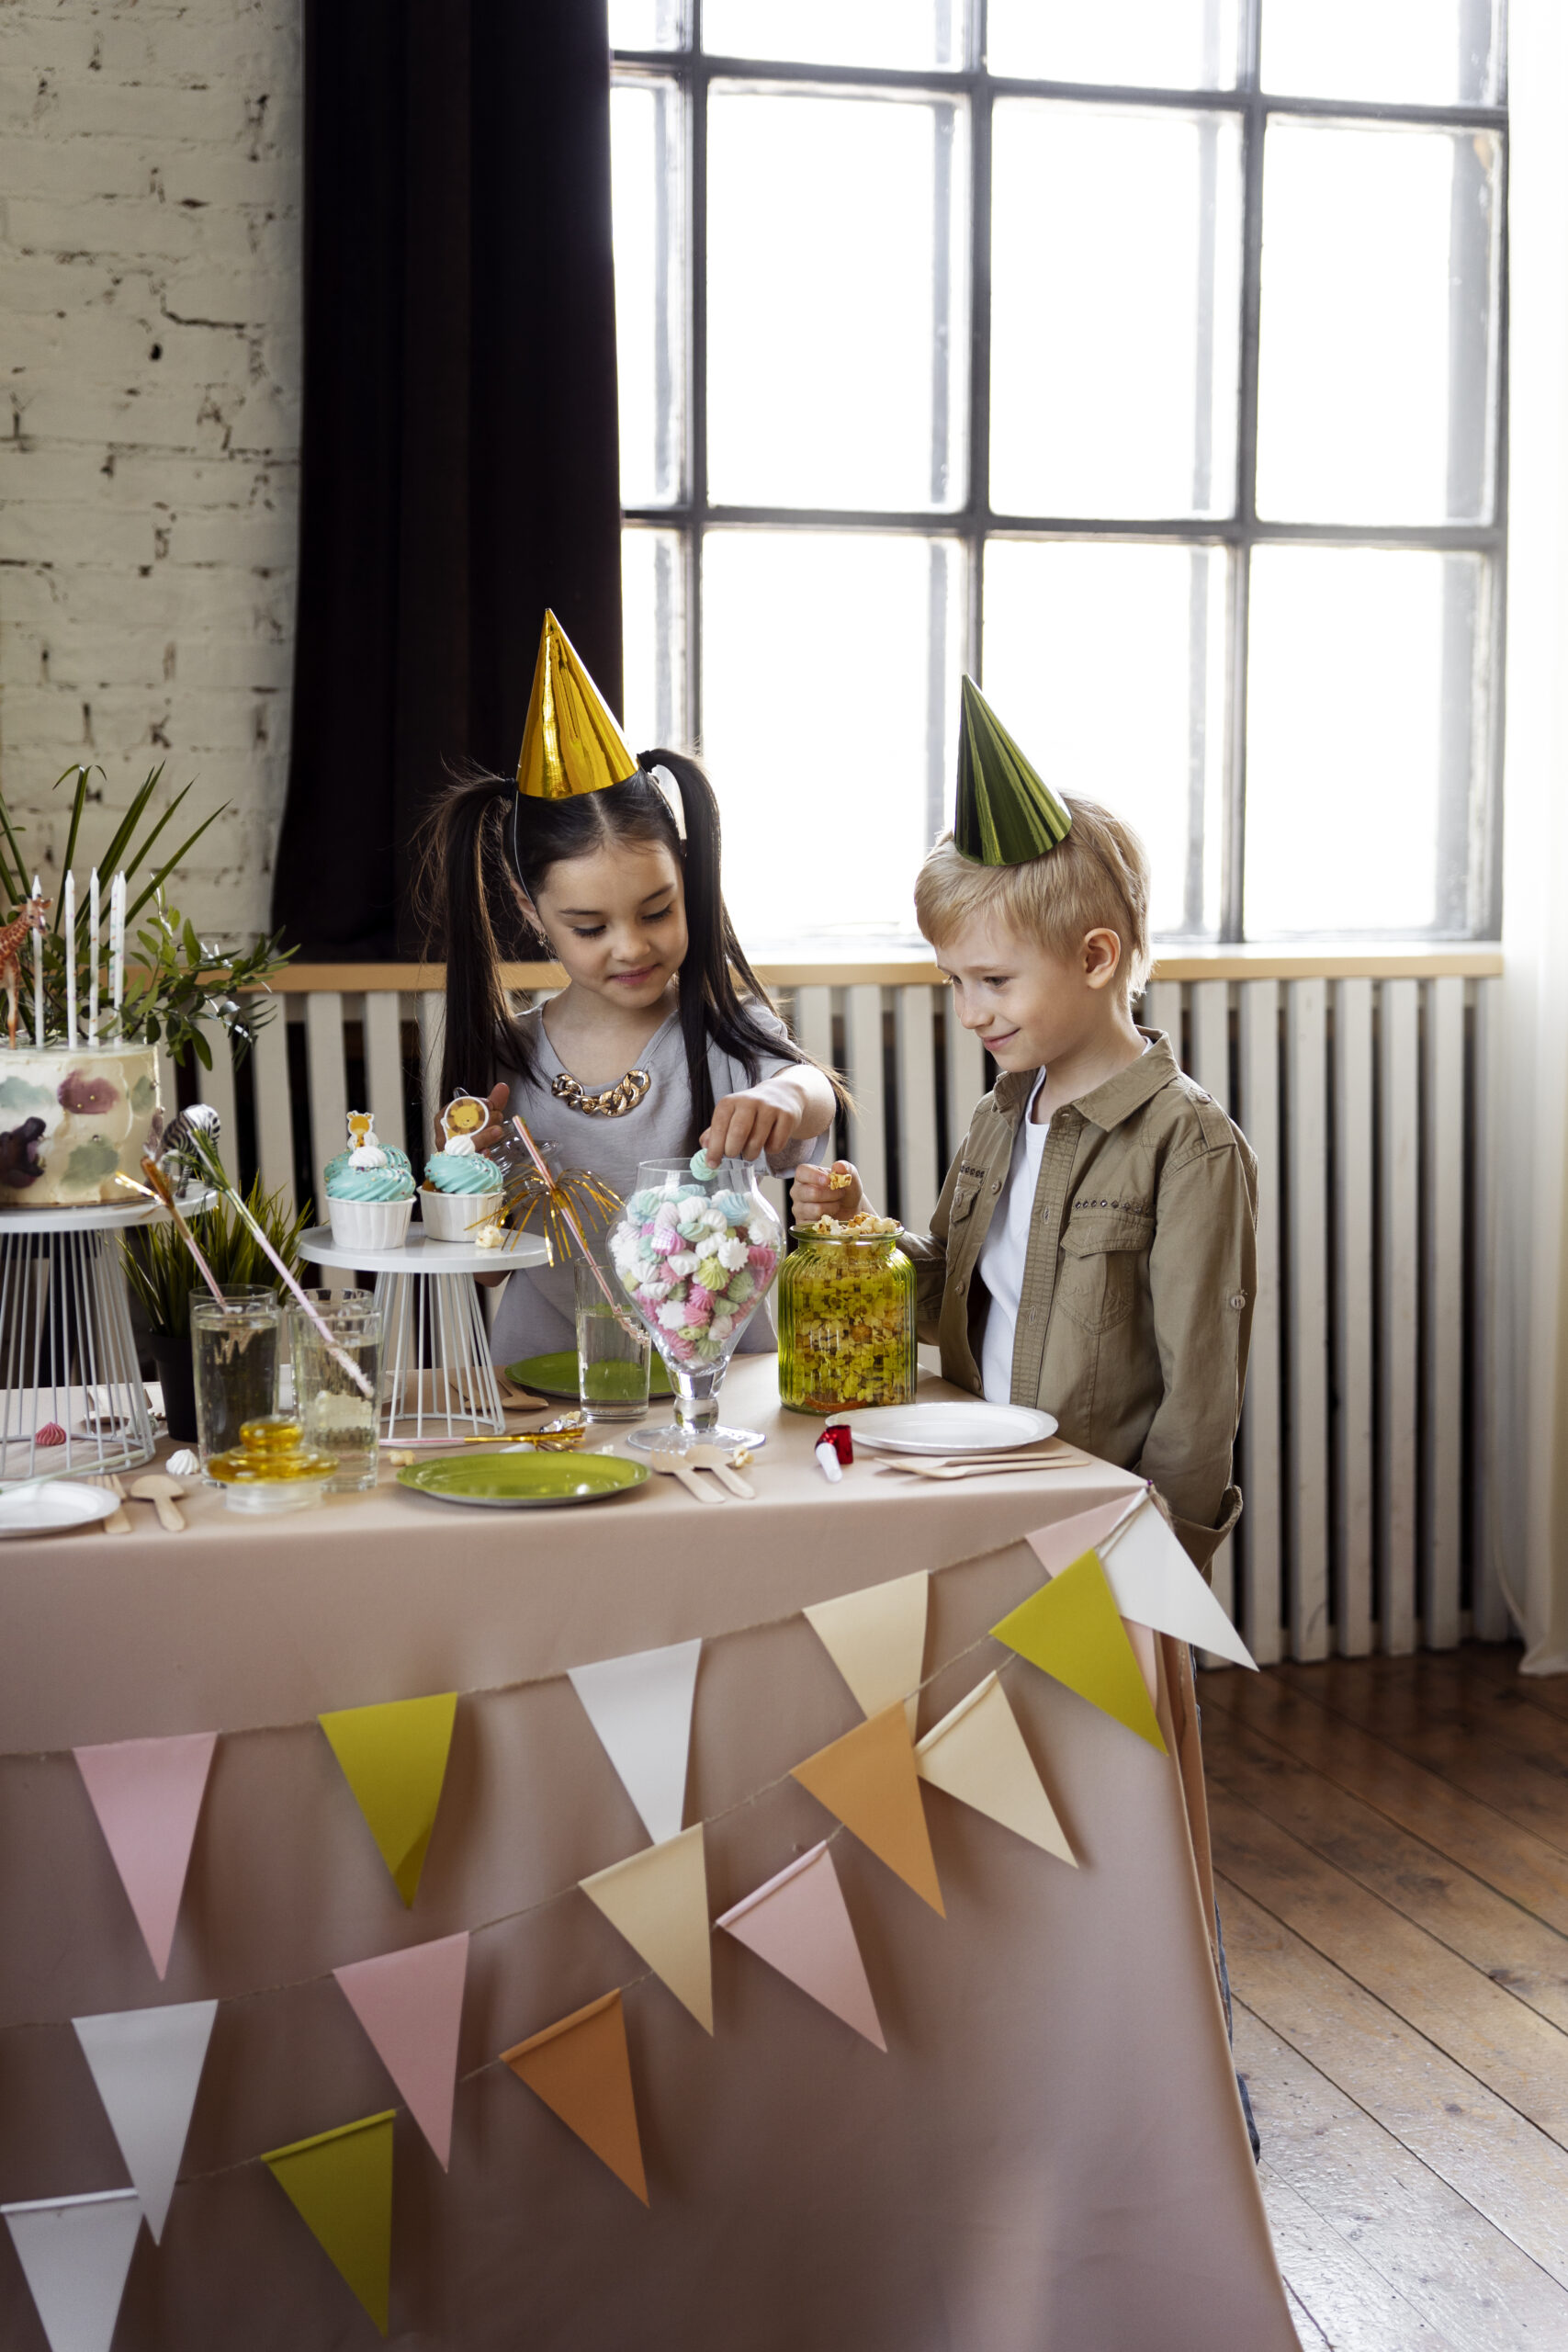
top-left (292, 1298), bottom-right (384, 1492)
top-left (610, 1158), bottom-right (784, 1455)
top-left (191, 1289), bottom-right (279, 1466)
top-left (280, 1287), bottom-right (371, 1411)
top-left (575, 1257), bottom-right (652, 1422)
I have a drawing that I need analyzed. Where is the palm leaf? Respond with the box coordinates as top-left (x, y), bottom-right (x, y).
top-left (93, 767), bottom-right (165, 883)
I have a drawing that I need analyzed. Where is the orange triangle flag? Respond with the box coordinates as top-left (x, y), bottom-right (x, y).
top-left (502, 1990), bottom-right (649, 2205)
top-left (991, 1548), bottom-right (1167, 1753)
top-left (790, 1703), bottom-right (944, 1916)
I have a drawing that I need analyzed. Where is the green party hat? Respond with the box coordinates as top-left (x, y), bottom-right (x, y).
top-left (953, 677), bottom-right (1072, 865)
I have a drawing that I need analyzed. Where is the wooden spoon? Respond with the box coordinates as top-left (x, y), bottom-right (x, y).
top-left (871, 1453), bottom-right (1073, 1482)
top-left (649, 1449), bottom-right (726, 1506)
top-left (129, 1472), bottom-right (187, 1532)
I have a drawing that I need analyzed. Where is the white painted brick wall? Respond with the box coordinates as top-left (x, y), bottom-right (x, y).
top-left (0, 0), bottom-right (302, 944)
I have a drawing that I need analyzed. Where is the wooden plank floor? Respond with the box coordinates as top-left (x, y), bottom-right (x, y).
top-left (1197, 1642), bottom-right (1568, 2351)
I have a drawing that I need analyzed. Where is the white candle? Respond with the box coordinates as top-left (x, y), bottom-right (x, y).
top-left (88, 869), bottom-right (99, 1044)
top-left (109, 872), bottom-right (126, 1030)
top-left (63, 872), bottom-right (76, 1047)
top-left (30, 876), bottom-right (42, 1049)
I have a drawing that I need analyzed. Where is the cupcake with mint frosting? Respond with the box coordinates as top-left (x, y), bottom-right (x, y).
top-left (325, 1113), bottom-right (415, 1250)
top-left (420, 1090), bottom-right (504, 1241)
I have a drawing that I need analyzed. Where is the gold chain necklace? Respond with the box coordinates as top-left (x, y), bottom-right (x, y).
top-left (550, 1065), bottom-right (652, 1118)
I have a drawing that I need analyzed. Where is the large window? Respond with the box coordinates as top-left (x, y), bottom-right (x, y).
top-left (610, 2), bottom-right (1506, 946)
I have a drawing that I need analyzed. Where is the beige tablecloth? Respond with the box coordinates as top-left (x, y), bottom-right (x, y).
top-left (0, 1360), bottom-right (1293, 2350)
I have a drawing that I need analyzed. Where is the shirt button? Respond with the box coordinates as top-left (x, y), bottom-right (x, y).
top-left (990, 1179), bottom-right (1003, 1193)
top-left (1229, 1293), bottom-right (1247, 1309)
top-left (956, 1276), bottom-right (967, 1295)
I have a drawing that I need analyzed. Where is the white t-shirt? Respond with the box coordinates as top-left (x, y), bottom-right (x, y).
top-left (977, 1073), bottom-right (1049, 1405)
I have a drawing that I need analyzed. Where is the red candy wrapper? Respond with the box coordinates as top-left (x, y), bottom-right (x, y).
top-left (819, 1423), bottom-right (853, 1466)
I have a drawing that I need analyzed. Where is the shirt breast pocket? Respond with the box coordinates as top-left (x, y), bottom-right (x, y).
top-left (947, 1175), bottom-right (983, 1228)
top-left (1055, 1208), bottom-right (1152, 1336)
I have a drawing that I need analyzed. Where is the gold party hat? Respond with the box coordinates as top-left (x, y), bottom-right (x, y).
top-left (953, 676), bottom-right (1072, 865)
top-left (517, 610), bottom-right (638, 801)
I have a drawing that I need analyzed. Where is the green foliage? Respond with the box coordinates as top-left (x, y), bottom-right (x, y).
top-left (0, 765), bottom-right (295, 1065)
top-left (121, 1171), bottom-right (313, 1340)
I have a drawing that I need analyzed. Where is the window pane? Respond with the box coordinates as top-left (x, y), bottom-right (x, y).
top-left (704, 0), bottom-right (962, 68)
top-left (1245, 548), bottom-right (1489, 933)
top-left (703, 532), bottom-right (965, 941)
top-left (707, 91), bottom-right (967, 511)
top-left (610, 0), bottom-right (686, 49)
top-left (982, 541), bottom-right (1226, 936)
top-left (987, 0), bottom-right (1240, 89)
top-left (1256, 123), bottom-right (1499, 525)
top-left (990, 104), bottom-right (1241, 519)
top-left (1262, 0), bottom-right (1501, 107)
top-left (622, 529), bottom-right (687, 750)
top-left (611, 82), bottom-right (686, 507)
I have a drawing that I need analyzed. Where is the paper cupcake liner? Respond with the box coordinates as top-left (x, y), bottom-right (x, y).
top-left (327, 1194), bottom-right (414, 1251)
top-left (419, 1185), bottom-right (502, 1242)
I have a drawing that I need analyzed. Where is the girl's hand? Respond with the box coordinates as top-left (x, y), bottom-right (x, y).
top-left (792, 1159), bottom-right (865, 1222)
top-left (444, 1081), bottom-right (513, 1155)
top-left (701, 1086), bottom-right (799, 1165)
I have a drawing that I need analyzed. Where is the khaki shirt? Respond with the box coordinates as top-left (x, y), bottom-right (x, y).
top-left (902, 1032), bottom-right (1258, 1572)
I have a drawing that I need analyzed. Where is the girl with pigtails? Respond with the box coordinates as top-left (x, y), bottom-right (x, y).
top-left (418, 612), bottom-right (838, 1366)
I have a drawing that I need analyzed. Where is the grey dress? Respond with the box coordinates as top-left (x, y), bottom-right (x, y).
top-left (487, 1003), bottom-right (829, 1365)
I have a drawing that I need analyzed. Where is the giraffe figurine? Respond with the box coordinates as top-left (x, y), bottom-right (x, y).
top-left (0, 892), bottom-right (51, 1050)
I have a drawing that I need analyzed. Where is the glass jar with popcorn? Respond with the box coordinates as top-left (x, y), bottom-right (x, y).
top-left (777, 1214), bottom-right (917, 1414)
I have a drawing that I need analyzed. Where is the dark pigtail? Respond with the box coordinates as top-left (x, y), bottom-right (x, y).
top-left (412, 771), bottom-right (523, 1108)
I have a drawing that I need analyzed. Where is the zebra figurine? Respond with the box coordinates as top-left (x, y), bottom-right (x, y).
top-left (159, 1102), bottom-right (223, 1187)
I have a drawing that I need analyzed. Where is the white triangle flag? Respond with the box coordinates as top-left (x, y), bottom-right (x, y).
top-left (568, 1638), bottom-right (702, 1847)
top-left (1098, 1497), bottom-right (1256, 1669)
top-left (804, 1570), bottom-right (929, 1733)
top-left (72, 1999), bottom-right (217, 2244)
top-left (3, 2189), bottom-right (142, 2352)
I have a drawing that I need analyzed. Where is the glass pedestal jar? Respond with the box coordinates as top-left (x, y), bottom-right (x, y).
top-left (777, 1228), bottom-right (917, 1413)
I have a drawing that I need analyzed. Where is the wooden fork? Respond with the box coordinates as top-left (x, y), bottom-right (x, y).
top-left (649, 1449), bottom-right (727, 1505)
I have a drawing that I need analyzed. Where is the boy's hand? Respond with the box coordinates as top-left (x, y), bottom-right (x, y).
top-left (792, 1159), bottom-right (865, 1223)
top-left (701, 1086), bottom-right (798, 1164)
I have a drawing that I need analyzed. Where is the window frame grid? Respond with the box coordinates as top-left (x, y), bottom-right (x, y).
top-left (614, 0), bottom-right (1509, 942)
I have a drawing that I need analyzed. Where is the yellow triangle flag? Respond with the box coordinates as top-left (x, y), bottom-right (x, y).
top-left (791, 1703), bottom-right (944, 1915)
top-left (580, 1825), bottom-right (713, 2032)
top-left (264, 2109), bottom-right (394, 2336)
top-left (804, 1570), bottom-right (929, 1734)
top-left (991, 1550), bottom-right (1167, 1753)
top-left (916, 1671), bottom-right (1077, 1864)
top-left (319, 1694), bottom-right (457, 1905)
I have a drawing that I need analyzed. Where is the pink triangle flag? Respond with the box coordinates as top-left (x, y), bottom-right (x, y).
top-left (333, 1930), bottom-right (469, 2170)
top-left (717, 1841), bottom-right (885, 2050)
top-left (1025, 1492), bottom-right (1145, 1583)
top-left (73, 1732), bottom-right (217, 1980)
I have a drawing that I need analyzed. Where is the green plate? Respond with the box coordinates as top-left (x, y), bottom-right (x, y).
top-left (397, 1451), bottom-right (649, 1509)
top-left (506, 1351), bottom-right (672, 1402)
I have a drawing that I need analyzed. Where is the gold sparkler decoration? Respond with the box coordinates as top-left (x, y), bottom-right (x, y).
top-left (499, 1115), bottom-right (645, 1340)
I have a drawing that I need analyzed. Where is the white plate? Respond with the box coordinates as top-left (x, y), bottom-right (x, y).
top-left (838, 1403), bottom-right (1057, 1456)
top-left (0, 1482), bottom-right (119, 1538)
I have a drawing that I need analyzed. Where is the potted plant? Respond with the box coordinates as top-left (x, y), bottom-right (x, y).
top-left (122, 1175), bottom-right (312, 1441)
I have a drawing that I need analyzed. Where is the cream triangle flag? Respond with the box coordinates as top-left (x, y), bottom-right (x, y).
top-left (805, 1571), bottom-right (929, 1734)
top-left (917, 1673), bottom-right (1076, 1864)
top-left (581, 1825), bottom-right (713, 2032)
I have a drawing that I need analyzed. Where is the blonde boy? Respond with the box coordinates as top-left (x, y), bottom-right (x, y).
top-left (794, 795), bottom-right (1257, 1574)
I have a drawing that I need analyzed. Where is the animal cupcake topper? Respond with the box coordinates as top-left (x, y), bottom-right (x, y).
top-left (345, 1111), bottom-right (388, 1169)
top-left (439, 1091), bottom-right (490, 1156)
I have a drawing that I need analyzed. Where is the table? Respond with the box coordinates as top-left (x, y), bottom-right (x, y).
top-left (0, 1359), bottom-right (1295, 2350)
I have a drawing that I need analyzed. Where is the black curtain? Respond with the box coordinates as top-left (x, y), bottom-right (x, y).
top-left (274, 0), bottom-right (623, 958)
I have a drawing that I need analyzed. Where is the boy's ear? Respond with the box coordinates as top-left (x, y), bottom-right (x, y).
top-left (1082, 928), bottom-right (1124, 991)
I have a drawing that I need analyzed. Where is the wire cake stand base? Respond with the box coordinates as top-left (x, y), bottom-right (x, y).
top-left (299, 1225), bottom-right (551, 1444)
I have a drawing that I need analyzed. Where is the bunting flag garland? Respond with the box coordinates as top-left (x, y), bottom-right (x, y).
top-left (333, 1933), bottom-right (469, 2172)
top-left (318, 1694), bottom-right (457, 1906)
top-left (580, 1825), bottom-right (714, 2032)
top-left (1024, 1492), bottom-right (1145, 1582)
top-left (804, 1571), bottom-right (929, 1734)
top-left (263, 2111), bottom-right (395, 2337)
top-left (718, 1842), bottom-right (886, 2050)
top-left (2, 2188), bottom-right (142, 2352)
top-left (502, 1990), bottom-right (649, 2204)
top-left (72, 1999), bottom-right (218, 2243)
top-left (1092, 1497), bottom-right (1258, 1670)
top-left (567, 1638), bottom-right (702, 1848)
top-left (916, 1673), bottom-right (1077, 1864)
top-left (992, 1550), bottom-right (1168, 1754)
top-left (791, 1704), bottom-right (944, 1916)
top-left (73, 1731), bottom-right (217, 1979)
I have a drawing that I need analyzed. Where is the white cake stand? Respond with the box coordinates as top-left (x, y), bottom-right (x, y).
top-left (0, 1192), bottom-right (211, 1485)
top-left (299, 1224), bottom-right (550, 1442)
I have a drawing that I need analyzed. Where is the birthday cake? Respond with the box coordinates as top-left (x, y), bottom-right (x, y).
top-left (0, 1044), bottom-right (163, 1207)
